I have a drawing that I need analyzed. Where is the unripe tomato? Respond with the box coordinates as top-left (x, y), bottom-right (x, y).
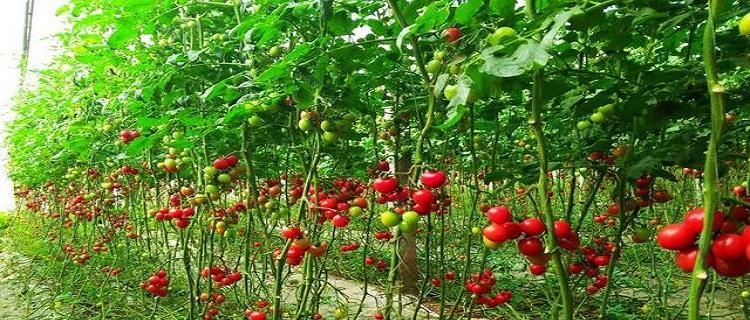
top-left (443, 84), bottom-right (458, 100)
top-left (380, 211), bottom-right (401, 227)
top-left (576, 120), bottom-right (590, 130)
top-left (487, 27), bottom-right (517, 46)
top-left (590, 112), bottom-right (606, 123)
top-left (740, 12), bottom-right (750, 35)
top-left (426, 59), bottom-right (442, 74)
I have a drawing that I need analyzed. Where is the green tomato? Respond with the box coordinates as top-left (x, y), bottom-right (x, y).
top-left (742, 291), bottom-right (750, 298)
top-left (443, 84), bottom-right (458, 100)
top-left (597, 103), bottom-right (615, 116)
top-left (322, 131), bottom-right (338, 143)
top-left (399, 221), bottom-right (418, 233)
top-left (203, 166), bottom-right (218, 176)
top-left (268, 46), bottom-right (282, 57)
top-left (181, 156), bottom-right (192, 164)
top-left (402, 211), bottom-right (420, 225)
top-left (471, 226), bottom-right (481, 235)
top-left (380, 211), bottom-right (401, 227)
top-left (171, 131), bottom-right (184, 139)
top-left (433, 50), bottom-right (445, 61)
top-left (298, 118), bottom-right (313, 131)
top-left (164, 158), bottom-right (178, 167)
top-left (217, 173), bottom-right (232, 184)
top-left (740, 12), bottom-right (750, 35)
top-left (264, 201), bottom-right (276, 210)
top-left (205, 184), bottom-right (219, 194)
top-left (487, 27), bottom-right (517, 46)
top-left (348, 206), bottom-right (363, 217)
top-left (333, 308), bottom-right (348, 319)
top-left (271, 211), bottom-right (282, 220)
top-left (449, 64), bottom-right (462, 75)
top-left (576, 120), bottom-right (591, 130)
top-left (426, 59), bottom-right (443, 74)
top-left (590, 112), bottom-right (606, 123)
top-left (320, 120), bottom-right (334, 131)
top-left (248, 115), bottom-right (263, 127)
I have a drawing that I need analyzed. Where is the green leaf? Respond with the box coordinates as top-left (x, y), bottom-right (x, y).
top-left (455, 0), bottom-right (483, 25)
top-left (395, 25), bottom-right (415, 52)
top-left (55, 4), bottom-right (70, 16)
top-left (125, 135), bottom-right (158, 156)
top-left (108, 25), bottom-right (137, 48)
top-left (436, 105), bottom-right (467, 131)
top-left (541, 8), bottom-right (579, 46)
top-left (413, 2), bottom-right (449, 33)
top-left (223, 104), bottom-right (250, 126)
top-left (433, 74), bottom-right (449, 97)
top-left (489, 0), bottom-right (513, 17)
top-left (137, 117), bottom-right (168, 129)
top-left (480, 41), bottom-right (550, 77)
top-left (447, 74), bottom-right (473, 108)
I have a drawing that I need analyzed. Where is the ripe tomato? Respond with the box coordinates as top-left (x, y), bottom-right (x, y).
top-left (711, 233), bottom-right (746, 260)
top-left (373, 177), bottom-right (398, 194)
top-left (656, 223), bottom-right (696, 250)
top-left (281, 226), bottom-right (302, 239)
top-left (674, 246), bottom-right (698, 272)
top-left (443, 27), bottom-right (462, 43)
top-left (486, 206), bottom-right (512, 225)
top-left (412, 189), bottom-right (434, 206)
top-left (517, 237), bottom-right (544, 256)
top-left (421, 170), bottom-right (446, 188)
top-left (684, 208), bottom-right (723, 234)
top-left (713, 257), bottom-right (750, 277)
top-left (331, 214), bottom-right (350, 228)
top-left (483, 223), bottom-right (507, 243)
top-left (553, 220), bottom-right (573, 238)
top-left (529, 264), bottom-right (546, 276)
top-left (519, 217), bottom-right (546, 236)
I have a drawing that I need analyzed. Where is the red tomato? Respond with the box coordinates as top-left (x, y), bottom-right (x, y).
top-left (420, 170), bottom-right (446, 188)
top-left (442, 27), bottom-right (462, 43)
top-left (711, 233), bottom-right (746, 260)
top-left (529, 264), bottom-right (546, 276)
top-left (373, 177), bottom-right (398, 194)
top-left (656, 223), bottom-right (697, 250)
top-left (713, 257), bottom-right (750, 277)
top-left (520, 217), bottom-right (546, 236)
top-left (486, 206), bottom-right (512, 225)
top-left (684, 208), bottom-right (723, 234)
top-left (517, 237), bottom-right (544, 256)
top-left (553, 220), bottom-right (573, 238)
top-left (412, 189), bottom-right (434, 206)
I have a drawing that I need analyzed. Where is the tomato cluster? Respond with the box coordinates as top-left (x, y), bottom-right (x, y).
top-left (657, 207), bottom-right (750, 277)
top-left (140, 269), bottom-right (169, 297)
top-left (464, 269), bottom-right (512, 308)
top-left (278, 230), bottom-right (328, 266)
top-left (200, 266), bottom-right (243, 288)
top-left (118, 129), bottom-right (140, 144)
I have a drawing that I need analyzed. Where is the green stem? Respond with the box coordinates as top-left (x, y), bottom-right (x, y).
top-left (687, 1), bottom-right (725, 319)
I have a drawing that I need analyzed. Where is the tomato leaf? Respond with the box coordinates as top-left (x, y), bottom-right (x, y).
top-left (455, 0), bottom-right (484, 26)
top-left (480, 41), bottom-right (550, 77)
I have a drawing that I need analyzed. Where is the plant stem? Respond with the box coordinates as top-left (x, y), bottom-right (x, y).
top-left (687, 1), bottom-right (725, 319)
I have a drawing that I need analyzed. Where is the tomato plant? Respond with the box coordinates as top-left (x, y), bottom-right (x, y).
top-left (3, 1), bottom-right (750, 320)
